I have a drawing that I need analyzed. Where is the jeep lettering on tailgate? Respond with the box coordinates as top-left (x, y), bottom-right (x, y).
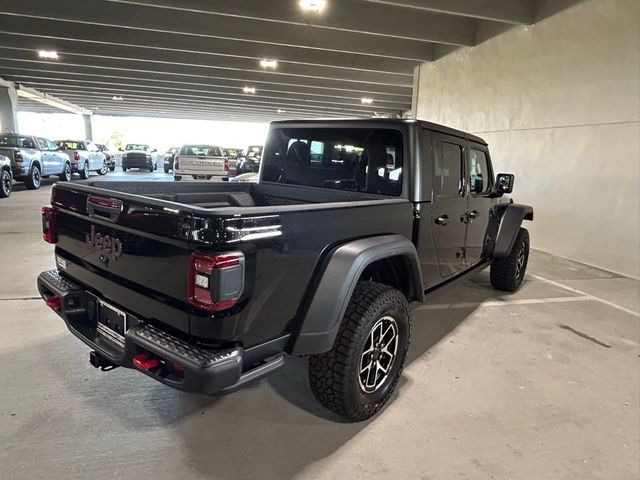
top-left (86, 225), bottom-right (123, 260)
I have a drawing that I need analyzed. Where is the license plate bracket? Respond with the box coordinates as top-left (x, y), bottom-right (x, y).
top-left (96, 299), bottom-right (127, 348)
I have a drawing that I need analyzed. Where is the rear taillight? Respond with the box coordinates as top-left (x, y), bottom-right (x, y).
top-left (188, 252), bottom-right (244, 312)
top-left (74, 151), bottom-right (80, 161)
top-left (174, 156), bottom-right (179, 170)
top-left (223, 158), bottom-right (229, 174)
top-left (15, 151), bottom-right (22, 162)
top-left (41, 206), bottom-right (58, 244)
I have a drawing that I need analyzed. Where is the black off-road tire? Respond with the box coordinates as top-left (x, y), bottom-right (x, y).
top-left (490, 227), bottom-right (530, 292)
top-left (59, 162), bottom-right (72, 182)
top-left (25, 164), bottom-right (41, 190)
top-left (0, 169), bottom-right (12, 198)
top-left (308, 281), bottom-right (411, 422)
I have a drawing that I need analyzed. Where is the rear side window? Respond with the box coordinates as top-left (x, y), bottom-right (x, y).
top-left (469, 149), bottom-right (491, 194)
top-left (0, 135), bottom-right (35, 148)
top-left (262, 127), bottom-right (404, 196)
top-left (180, 145), bottom-right (222, 156)
top-left (57, 141), bottom-right (84, 150)
top-left (434, 141), bottom-right (463, 197)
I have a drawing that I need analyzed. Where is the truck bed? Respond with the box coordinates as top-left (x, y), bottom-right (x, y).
top-left (49, 180), bottom-right (414, 349)
top-left (80, 180), bottom-right (393, 211)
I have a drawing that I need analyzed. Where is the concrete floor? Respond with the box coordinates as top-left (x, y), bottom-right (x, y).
top-left (1, 175), bottom-right (639, 480)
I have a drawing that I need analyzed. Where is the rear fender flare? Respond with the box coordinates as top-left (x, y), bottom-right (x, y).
top-left (290, 235), bottom-right (423, 355)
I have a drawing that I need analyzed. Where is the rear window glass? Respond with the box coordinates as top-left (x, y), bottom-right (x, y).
top-left (262, 127), bottom-right (403, 196)
top-left (125, 144), bottom-right (150, 151)
top-left (0, 135), bottom-right (35, 148)
top-left (56, 141), bottom-right (84, 150)
top-left (180, 145), bottom-right (222, 156)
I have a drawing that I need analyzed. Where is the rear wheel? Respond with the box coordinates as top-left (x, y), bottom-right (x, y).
top-left (490, 228), bottom-right (530, 292)
top-left (0, 169), bottom-right (12, 198)
top-left (174, 175), bottom-right (182, 181)
top-left (79, 161), bottom-right (89, 179)
top-left (308, 281), bottom-right (410, 421)
top-left (97, 160), bottom-right (107, 175)
top-left (25, 164), bottom-right (41, 190)
top-left (59, 162), bottom-right (72, 182)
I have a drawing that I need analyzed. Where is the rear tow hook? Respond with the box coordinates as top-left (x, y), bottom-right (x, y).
top-left (89, 351), bottom-right (118, 371)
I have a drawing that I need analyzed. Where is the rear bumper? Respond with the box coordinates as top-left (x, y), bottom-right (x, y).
top-left (37, 269), bottom-right (244, 394)
top-left (122, 157), bottom-right (153, 168)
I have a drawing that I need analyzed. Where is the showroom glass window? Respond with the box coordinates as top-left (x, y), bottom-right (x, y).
top-left (262, 128), bottom-right (404, 196)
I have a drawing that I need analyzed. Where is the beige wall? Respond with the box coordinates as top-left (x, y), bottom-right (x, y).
top-left (415, 0), bottom-right (640, 279)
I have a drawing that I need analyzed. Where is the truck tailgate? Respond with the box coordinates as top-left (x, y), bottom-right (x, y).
top-left (50, 184), bottom-right (192, 333)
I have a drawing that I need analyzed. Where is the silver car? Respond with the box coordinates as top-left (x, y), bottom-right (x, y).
top-left (55, 139), bottom-right (108, 178)
top-left (173, 144), bottom-right (228, 181)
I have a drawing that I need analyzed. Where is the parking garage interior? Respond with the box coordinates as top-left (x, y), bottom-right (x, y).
top-left (0, 1), bottom-right (639, 479)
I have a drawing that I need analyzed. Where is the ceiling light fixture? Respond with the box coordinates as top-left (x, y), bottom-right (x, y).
top-left (38, 50), bottom-right (59, 60)
top-left (260, 59), bottom-right (278, 69)
top-left (112, 96), bottom-right (124, 101)
top-left (361, 97), bottom-right (373, 104)
top-left (299, 0), bottom-right (326, 12)
top-left (243, 86), bottom-right (256, 94)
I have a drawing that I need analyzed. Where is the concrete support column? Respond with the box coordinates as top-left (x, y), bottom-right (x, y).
top-left (0, 85), bottom-right (18, 133)
top-left (83, 114), bottom-right (93, 140)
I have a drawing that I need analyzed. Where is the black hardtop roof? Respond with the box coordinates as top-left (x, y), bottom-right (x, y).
top-left (269, 118), bottom-right (487, 145)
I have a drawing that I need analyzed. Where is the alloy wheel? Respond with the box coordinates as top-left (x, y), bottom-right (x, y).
top-left (358, 315), bottom-right (399, 393)
top-left (515, 241), bottom-right (527, 279)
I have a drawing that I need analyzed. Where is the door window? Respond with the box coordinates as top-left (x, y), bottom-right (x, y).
top-left (434, 141), bottom-right (464, 197)
top-left (469, 149), bottom-right (491, 194)
top-left (46, 139), bottom-right (58, 151)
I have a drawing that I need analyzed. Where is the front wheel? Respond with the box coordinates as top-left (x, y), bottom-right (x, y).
top-left (25, 164), bottom-right (41, 190)
top-left (97, 161), bottom-right (107, 175)
top-left (490, 227), bottom-right (530, 292)
top-left (59, 162), bottom-right (72, 182)
top-left (309, 281), bottom-right (410, 422)
top-left (0, 169), bottom-right (12, 198)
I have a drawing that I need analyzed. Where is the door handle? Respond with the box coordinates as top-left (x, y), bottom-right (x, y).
top-left (434, 215), bottom-right (448, 226)
top-left (468, 210), bottom-right (480, 219)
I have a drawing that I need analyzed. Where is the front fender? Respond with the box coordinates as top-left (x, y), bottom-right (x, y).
top-left (290, 234), bottom-right (423, 355)
top-left (491, 203), bottom-right (534, 257)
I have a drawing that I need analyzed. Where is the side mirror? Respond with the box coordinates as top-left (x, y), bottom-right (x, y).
top-left (495, 173), bottom-right (515, 195)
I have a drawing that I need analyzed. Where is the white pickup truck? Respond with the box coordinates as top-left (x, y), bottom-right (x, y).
top-left (55, 139), bottom-right (108, 179)
top-left (173, 144), bottom-right (229, 181)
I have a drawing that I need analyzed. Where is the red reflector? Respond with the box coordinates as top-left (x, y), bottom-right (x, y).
top-left (132, 354), bottom-right (160, 371)
top-left (223, 158), bottom-right (229, 173)
top-left (45, 296), bottom-right (61, 309)
top-left (41, 206), bottom-right (58, 244)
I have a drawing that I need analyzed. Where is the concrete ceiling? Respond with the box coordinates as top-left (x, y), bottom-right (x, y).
top-left (0, 0), bottom-right (562, 121)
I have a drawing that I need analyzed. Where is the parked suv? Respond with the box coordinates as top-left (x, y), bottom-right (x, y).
top-left (38, 119), bottom-right (532, 421)
top-left (0, 133), bottom-right (71, 189)
top-left (56, 140), bottom-right (108, 178)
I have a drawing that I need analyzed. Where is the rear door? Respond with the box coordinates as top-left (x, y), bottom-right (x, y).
top-left (465, 143), bottom-right (494, 265)
top-left (429, 134), bottom-right (468, 278)
top-left (36, 137), bottom-right (53, 174)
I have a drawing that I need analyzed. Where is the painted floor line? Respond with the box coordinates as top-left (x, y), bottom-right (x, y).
top-left (420, 295), bottom-right (593, 311)
top-left (530, 274), bottom-right (640, 318)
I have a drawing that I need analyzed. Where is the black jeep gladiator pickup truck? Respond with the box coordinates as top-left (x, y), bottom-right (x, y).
top-left (37, 119), bottom-right (533, 421)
